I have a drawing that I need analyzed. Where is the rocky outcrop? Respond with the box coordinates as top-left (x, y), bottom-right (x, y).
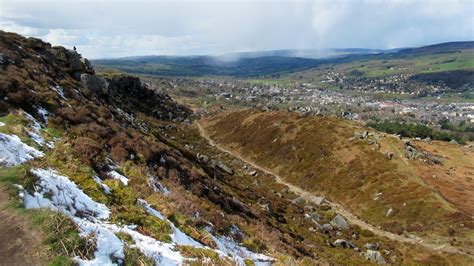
top-left (104, 75), bottom-right (191, 121)
top-left (196, 153), bottom-right (233, 175)
top-left (404, 140), bottom-right (443, 165)
top-left (81, 74), bottom-right (108, 96)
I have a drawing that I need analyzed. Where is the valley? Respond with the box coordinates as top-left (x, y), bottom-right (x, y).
top-left (0, 28), bottom-right (473, 265)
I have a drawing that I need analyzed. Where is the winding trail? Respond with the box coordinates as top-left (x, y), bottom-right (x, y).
top-left (195, 120), bottom-right (473, 257)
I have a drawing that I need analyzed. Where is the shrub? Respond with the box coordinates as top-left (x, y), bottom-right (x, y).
top-left (71, 137), bottom-right (101, 163)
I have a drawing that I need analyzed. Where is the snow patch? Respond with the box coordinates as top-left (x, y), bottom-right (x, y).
top-left (24, 112), bottom-right (46, 146)
top-left (74, 219), bottom-right (125, 266)
top-left (211, 234), bottom-right (274, 266)
top-left (37, 106), bottom-right (49, 123)
top-left (138, 199), bottom-right (203, 247)
top-left (0, 133), bottom-right (44, 167)
top-left (17, 169), bottom-right (190, 265)
top-left (0, 122), bottom-right (5, 127)
top-left (149, 175), bottom-right (170, 196)
top-left (51, 84), bottom-right (67, 100)
top-left (25, 169), bottom-right (110, 220)
top-left (92, 175), bottom-right (111, 195)
top-left (115, 225), bottom-right (184, 265)
top-left (107, 171), bottom-right (129, 186)
top-left (24, 111), bottom-right (55, 148)
top-left (17, 168), bottom-right (274, 265)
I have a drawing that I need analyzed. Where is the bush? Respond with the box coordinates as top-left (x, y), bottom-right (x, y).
top-left (71, 137), bottom-right (101, 163)
top-left (367, 121), bottom-right (466, 144)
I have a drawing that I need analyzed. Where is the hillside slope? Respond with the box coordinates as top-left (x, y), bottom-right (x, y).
top-left (0, 31), bottom-right (293, 265)
top-left (202, 110), bottom-right (474, 256)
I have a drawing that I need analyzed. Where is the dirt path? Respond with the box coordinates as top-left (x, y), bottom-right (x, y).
top-left (0, 186), bottom-right (48, 265)
top-left (196, 120), bottom-right (472, 257)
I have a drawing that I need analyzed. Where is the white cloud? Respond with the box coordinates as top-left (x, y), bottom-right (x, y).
top-left (0, 0), bottom-right (472, 58)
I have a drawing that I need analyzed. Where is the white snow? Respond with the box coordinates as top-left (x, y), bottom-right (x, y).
top-left (16, 168), bottom-right (274, 265)
top-left (92, 175), bottom-right (111, 195)
top-left (37, 106), bottom-right (49, 123)
top-left (74, 219), bottom-right (125, 266)
top-left (24, 112), bottom-right (45, 146)
top-left (149, 175), bottom-right (170, 196)
top-left (24, 111), bottom-right (55, 148)
top-left (51, 84), bottom-right (67, 100)
top-left (211, 235), bottom-right (274, 266)
top-left (0, 122), bottom-right (5, 127)
top-left (138, 199), bottom-right (203, 247)
top-left (25, 169), bottom-right (110, 220)
top-left (16, 168), bottom-right (186, 265)
top-left (107, 171), bottom-right (129, 186)
top-left (114, 225), bottom-right (184, 265)
top-left (0, 133), bottom-right (44, 167)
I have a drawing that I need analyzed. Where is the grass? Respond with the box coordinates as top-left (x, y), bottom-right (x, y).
top-left (124, 247), bottom-right (154, 266)
top-left (177, 246), bottom-right (221, 264)
top-left (204, 110), bottom-right (465, 237)
top-left (30, 210), bottom-right (96, 261)
top-left (0, 166), bottom-right (93, 264)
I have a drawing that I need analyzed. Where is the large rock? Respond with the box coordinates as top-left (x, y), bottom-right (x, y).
top-left (68, 50), bottom-right (86, 72)
top-left (365, 250), bottom-right (386, 264)
top-left (330, 214), bottom-right (349, 230)
top-left (333, 239), bottom-right (357, 249)
top-left (81, 74), bottom-right (108, 95)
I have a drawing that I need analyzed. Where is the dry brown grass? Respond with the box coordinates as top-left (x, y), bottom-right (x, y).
top-left (203, 110), bottom-right (472, 240)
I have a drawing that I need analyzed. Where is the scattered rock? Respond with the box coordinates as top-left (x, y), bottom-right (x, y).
top-left (405, 144), bottom-right (418, 159)
top-left (196, 153), bottom-right (210, 164)
top-left (330, 214), bottom-right (349, 230)
top-left (310, 213), bottom-right (320, 222)
top-left (365, 243), bottom-right (379, 251)
top-left (333, 239), bottom-right (357, 249)
top-left (208, 159), bottom-right (234, 175)
top-left (321, 223), bottom-right (334, 233)
top-left (248, 170), bottom-right (257, 176)
top-left (365, 250), bottom-right (386, 264)
top-left (385, 151), bottom-right (394, 160)
top-left (386, 208), bottom-right (394, 217)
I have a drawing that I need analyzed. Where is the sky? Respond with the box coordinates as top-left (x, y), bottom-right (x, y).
top-left (1, 0), bottom-right (473, 58)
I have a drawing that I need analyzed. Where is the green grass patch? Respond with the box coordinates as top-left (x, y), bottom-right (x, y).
top-left (124, 246), bottom-right (154, 266)
top-left (177, 246), bottom-right (221, 263)
top-left (26, 209), bottom-right (94, 263)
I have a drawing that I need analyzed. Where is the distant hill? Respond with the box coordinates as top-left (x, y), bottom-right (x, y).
top-left (93, 55), bottom-right (324, 77)
top-left (397, 41), bottom-right (474, 56)
top-left (92, 41), bottom-right (474, 77)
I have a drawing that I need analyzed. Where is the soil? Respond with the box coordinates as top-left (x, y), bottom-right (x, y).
top-left (0, 186), bottom-right (48, 265)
